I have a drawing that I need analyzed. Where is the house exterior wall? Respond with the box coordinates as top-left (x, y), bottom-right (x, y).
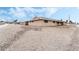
top-left (28, 20), bottom-right (59, 26)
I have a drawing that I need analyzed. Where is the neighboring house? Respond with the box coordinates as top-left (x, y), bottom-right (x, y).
top-left (25, 17), bottom-right (66, 26)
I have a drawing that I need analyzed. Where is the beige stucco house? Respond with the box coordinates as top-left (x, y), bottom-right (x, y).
top-left (25, 17), bottom-right (66, 26)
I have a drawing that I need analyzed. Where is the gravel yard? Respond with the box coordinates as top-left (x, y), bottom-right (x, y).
top-left (0, 24), bottom-right (26, 50)
top-left (0, 24), bottom-right (79, 51)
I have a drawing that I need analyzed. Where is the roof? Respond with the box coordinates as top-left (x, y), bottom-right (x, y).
top-left (31, 16), bottom-right (65, 23)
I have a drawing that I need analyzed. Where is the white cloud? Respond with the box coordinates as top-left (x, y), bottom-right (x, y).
top-left (24, 7), bottom-right (59, 18)
top-left (0, 15), bottom-right (12, 21)
top-left (45, 8), bottom-right (58, 17)
top-left (9, 7), bottom-right (26, 18)
top-left (9, 7), bottom-right (59, 18)
top-left (0, 7), bottom-right (59, 21)
top-left (0, 10), bottom-right (8, 14)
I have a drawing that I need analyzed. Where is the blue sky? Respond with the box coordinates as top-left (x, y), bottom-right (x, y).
top-left (0, 7), bottom-right (79, 22)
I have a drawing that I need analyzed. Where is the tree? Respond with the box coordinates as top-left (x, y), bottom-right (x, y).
top-left (13, 19), bottom-right (18, 22)
top-left (66, 20), bottom-right (68, 23)
top-left (25, 21), bottom-right (28, 25)
top-left (69, 20), bottom-right (73, 24)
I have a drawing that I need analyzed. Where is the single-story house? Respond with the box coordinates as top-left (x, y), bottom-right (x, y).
top-left (25, 17), bottom-right (66, 26)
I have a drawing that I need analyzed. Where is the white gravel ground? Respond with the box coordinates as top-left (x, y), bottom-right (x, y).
top-left (0, 24), bottom-right (79, 51)
top-left (0, 24), bottom-right (8, 28)
top-left (0, 24), bottom-right (26, 50)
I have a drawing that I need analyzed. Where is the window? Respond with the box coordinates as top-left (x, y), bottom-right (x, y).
top-left (44, 20), bottom-right (48, 23)
top-left (57, 22), bottom-right (59, 25)
top-left (53, 21), bottom-right (55, 23)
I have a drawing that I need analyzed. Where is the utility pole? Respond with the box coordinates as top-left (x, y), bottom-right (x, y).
top-left (69, 16), bottom-right (70, 21)
top-left (68, 16), bottom-right (70, 23)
